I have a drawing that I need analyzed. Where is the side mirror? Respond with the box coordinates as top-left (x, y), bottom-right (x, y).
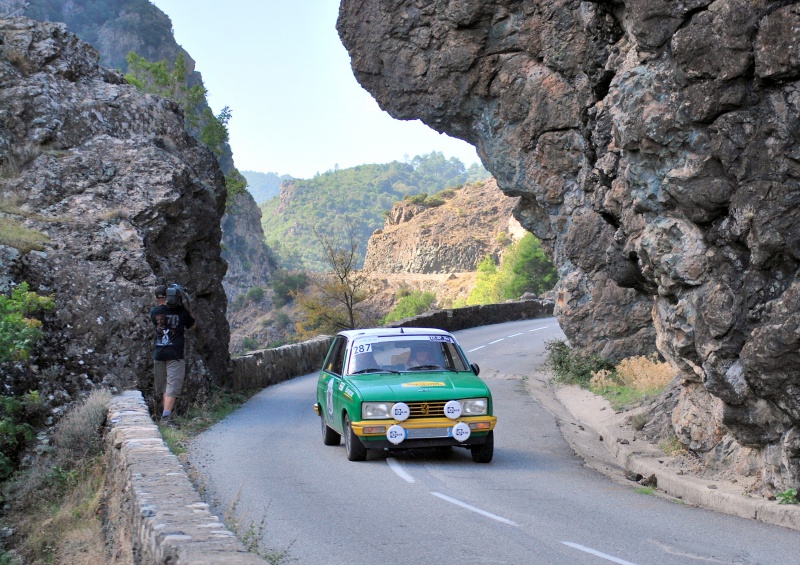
top-left (471, 363), bottom-right (480, 376)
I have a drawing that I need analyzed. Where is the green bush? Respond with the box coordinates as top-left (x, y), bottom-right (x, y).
top-left (0, 283), bottom-right (55, 362)
top-left (383, 291), bottom-right (437, 324)
top-left (0, 391), bottom-right (46, 482)
top-left (245, 286), bottom-right (264, 303)
top-left (242, 337), bottom-right (259, 352)
top-left (465, 234), bottom-right (557, 306)
top-left (274, 311), bottom-right (292, 328)
top-left (544, 339), bottom-right (615, 387)
top-left (271, 270), bottom-right (308, 307)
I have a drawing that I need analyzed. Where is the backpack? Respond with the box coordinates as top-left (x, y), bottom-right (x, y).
top-left (165, 284), bottom-right (184, 308)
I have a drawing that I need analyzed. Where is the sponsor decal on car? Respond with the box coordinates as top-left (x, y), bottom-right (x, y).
top-left (401, 381), bottom-right (446, 387)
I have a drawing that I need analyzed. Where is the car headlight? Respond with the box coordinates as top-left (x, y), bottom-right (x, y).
top-left (362, 402), bottom-right (392, 419)
top-left (461, 398), bottom-right (488, 416)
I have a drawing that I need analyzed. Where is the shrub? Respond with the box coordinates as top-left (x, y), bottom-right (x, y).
top-left (274, 311), bottom-right (292, 328)
top-left (53, 389), bottom-right (112, 460)
top-left (383, 291), bottom-right (437, 324)
top-left (0, 282), bottom-right (55, 362)
top-left (544, 340), bottom-right (615, 387)
top-left (242, 337), bottom-right (259, 351)
top-left (615, 354), bottom-right (674, 392)
top-left (271, 270), bottom-right (308, 307)
top-left (0, 391), bottom-right (46, 482)
top-left (245, 286), bottom-right (264, 303)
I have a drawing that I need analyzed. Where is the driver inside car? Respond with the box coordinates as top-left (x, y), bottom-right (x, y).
top-left (406, 345), bottom-right (442, 369)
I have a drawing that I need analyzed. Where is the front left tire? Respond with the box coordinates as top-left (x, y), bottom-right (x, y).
top-left (344, 414), bottom-right (367, 461)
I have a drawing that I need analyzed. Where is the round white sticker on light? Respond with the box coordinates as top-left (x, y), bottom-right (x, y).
top-left (392, 402), bottom-right (410, 422)
top-left (444, 400), bottom-right (462, 420)
top-left (387, 424), bottom-right (406, 445)
top-left (452, 422), bottom-right (471, 442)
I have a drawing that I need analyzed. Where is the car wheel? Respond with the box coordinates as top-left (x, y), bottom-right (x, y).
top-left (471, 431), bottom-right (494, 463)
top-left (344, 414), bottom-right (367, 461)
top-left (321, 414), bottom-right (341, 446)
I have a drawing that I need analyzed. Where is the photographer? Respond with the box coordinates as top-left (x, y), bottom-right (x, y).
top-left (150, 284), bottom-right (195, 423)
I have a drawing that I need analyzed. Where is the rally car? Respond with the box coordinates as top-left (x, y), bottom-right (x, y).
top-left (314, 327), bottom-right (496, 462)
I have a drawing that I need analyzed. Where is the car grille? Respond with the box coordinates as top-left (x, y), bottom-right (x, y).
top-left (406, 401), bottom-right (447, 419)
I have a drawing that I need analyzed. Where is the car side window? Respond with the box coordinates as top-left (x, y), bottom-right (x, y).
top-left (324, 337), bottom-right (347, 376)
top-left (325, 337), bottom-right (347, 376)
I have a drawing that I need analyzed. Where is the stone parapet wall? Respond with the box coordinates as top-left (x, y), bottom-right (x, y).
top-left (390, 299), bottom-right (554, 332)
top-left (105, 391), bottom-right (266, 564)
top-left (230, 335), bottom-right (334, 391)
top-left (229, 300), bottom-right (554, 390)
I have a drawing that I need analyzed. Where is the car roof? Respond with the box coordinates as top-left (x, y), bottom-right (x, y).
top-left (338, 327), bottom-right (453, 340)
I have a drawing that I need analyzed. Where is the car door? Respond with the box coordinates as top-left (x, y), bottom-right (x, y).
top-left (319, 336), bottom-right (347, 433)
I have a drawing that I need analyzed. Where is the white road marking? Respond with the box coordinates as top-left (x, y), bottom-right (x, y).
top-left (467, 345), bottom-right (485, 352)
top-left (489, 339), bottom-right (504, 344)
top-left (431, 492), bottom-right (518, 526)
top-left (386, 458), bottom-right (415, 483)
top-left (529, 326), bottom-right (549, 332)
top-left (507, 333), bottom-right (523, 338)
top-left (562, 542), bottom-right (641, 565)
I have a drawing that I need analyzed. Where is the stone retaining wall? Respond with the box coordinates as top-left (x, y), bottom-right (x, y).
top-left (105, 391), bottom-right (266, 564)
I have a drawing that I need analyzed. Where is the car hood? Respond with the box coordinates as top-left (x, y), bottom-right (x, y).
top-left (346, 371), bottom-right (490, 402)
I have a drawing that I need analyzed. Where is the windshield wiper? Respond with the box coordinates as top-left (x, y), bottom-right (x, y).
top-left (407, 364), bottom-right (444, 371)
top-left (350, 367), bottom-right (399, 375)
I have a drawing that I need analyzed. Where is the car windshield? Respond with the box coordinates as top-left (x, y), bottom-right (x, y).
top-left (345, 334), bottom-right (470, 376)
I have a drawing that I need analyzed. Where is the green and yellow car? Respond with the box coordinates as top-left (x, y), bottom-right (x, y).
top-left (314, 327), bottom-right (496, 463)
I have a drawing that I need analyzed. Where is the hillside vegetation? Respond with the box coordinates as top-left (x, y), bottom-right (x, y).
top-left (261, 152), bottom-right (489, 271)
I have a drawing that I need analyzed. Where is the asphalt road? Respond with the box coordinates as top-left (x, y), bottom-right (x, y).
top-left (189, 319), bottom-right (800, 564)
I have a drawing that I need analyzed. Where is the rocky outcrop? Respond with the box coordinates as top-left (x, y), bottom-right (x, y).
top-left (0, 18), bottom-right (229, 404)
top-left (3, 0), bottom-right (276, 311)
top-left (338, 1), bottom-right (800, 491)
top-left (221, 190), bottom-right (276, 303)
top-left (363, 178), bottom-right (521, 273)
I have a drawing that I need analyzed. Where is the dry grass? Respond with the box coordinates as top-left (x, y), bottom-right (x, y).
top-left (0, 219), bottom-right (49, 253)
top-left (616, 354), bottom-right (675, 392)
top-left (2, 390), bottom-right (113, 564)
top-left (589, 354), bottom-right (675, 410)
top-left (15, 460), bottom-right (107, 564)
top-left (590, 354), bottom-right (674, 393)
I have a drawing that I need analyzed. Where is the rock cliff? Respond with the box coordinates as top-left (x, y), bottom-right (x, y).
top-left (364, 178), bottom-right (521, 273)
top-left (1, 0), bottom-right (276, 307)
top-left (0, 18), bottom-right (229, 405)
top-left (338, 0), bottom-right (800, 491)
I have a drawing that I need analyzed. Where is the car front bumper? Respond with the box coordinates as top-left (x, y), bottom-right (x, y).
top-left (352, 415), bottom-right (496, 449)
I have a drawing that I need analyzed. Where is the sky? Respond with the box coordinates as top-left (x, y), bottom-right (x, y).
top-left (148, 0), bottom-right (480, 179)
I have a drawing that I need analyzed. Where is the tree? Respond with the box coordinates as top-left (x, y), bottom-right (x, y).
top-left (466, 256), bottom-right (505, 306)
top-left (500, 233), bottom-right (557, 298)
top-left (295, 221), bottom-right (378, 337)
top-left (465, 234), bottom-right (557, 306)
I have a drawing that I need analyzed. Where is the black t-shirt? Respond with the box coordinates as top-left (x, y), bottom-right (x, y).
top-left (150, 304), bottom-right (195, 361)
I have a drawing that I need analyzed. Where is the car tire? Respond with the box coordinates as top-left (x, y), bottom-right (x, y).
top-left (321, 414), bottom-right (341, 446)
top-left (470, 431), bottom-right (494, 463)
top-left (344, 414), bottom-right (367, 461)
